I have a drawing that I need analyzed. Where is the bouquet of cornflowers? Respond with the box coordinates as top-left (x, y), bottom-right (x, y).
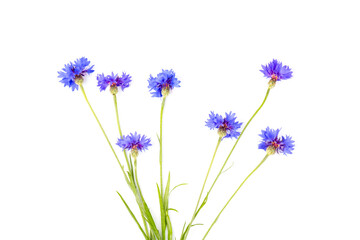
top-left (58, 58), bottom-right (295, 239)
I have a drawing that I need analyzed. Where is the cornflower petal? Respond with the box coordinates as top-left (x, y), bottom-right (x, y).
top-left (258, 127), bottom-right (295, 155)
top-left (205, 111), bottom-right (243, 139)
top-left (260, 59), bottom-right (293, 81)
top-left (96, 72), bottom-right (132, 92)
top-left (57, 57), bottom-right (94, 91)
top-left (148, 69), bottom-right (180, 97)
top-left (116, 132), bottom-right (152, 153)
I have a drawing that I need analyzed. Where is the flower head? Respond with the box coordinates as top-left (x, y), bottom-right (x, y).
top-left (260, 59), bottom-right (293, 88)
top-left (205, 111), bottom-right (243, 139)
top-left (116, 132), bottom-right (152, 158)
top-left (148, 69), bottom-right (180, 98)
top-left (58, 57), bottom-right (94, 91)
top-left (258, 127), bottom-right (295, 155)
top-left (97, 72), bottom-right (132, 94)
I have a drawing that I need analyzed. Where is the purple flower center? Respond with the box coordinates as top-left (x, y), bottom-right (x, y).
top-left (162, 83), bottom-right (170, 90)
top-left (271, 141), bottom-right (280, 149)
top-left (269, 137), bottom-right (283, 152)
top-left (218, 121), bottom-right (234, 137)
top-left (132, 145), bottom-right (138, 150)
top-left (219, 122), bottom-right (230, 133)
top-left (71, 66), bottom-right (86, 80)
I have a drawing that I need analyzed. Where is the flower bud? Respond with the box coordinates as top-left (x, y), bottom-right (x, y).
top-left (110, 84), bottom-right (119, 95)
top-left (75, 76), bottom-right (84, 85)
top-left (217, 128), bottom-right (227, 138)
top-left (266, 146), bottom-right (276, 155)
top-left (161, 86), bottom-right (170, 97)
top-left (131, 148), bottom-right (139, 158)
top-left (268, 79), bottom-right (276, 89)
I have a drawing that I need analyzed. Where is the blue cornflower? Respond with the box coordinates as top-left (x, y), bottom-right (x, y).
top-left (58, 57), bottom-right (94, 91)
top-left (148, 69), bottom-right (180, 98)
top-left (258, 127), bottom-right (295, 155)
top-left (116, 132), bottom-right (152, 157)
top-left (260, 59), bottom-right (292, 88)
top-left (205, 111), bottom-right (243, 139)
top-left (97, 72), bottom-right (132, 95)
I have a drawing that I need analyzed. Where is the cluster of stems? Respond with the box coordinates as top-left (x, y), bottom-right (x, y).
top-left (78, 80), bottom-right (273, 239)
top-left (180, 88), bottom-right (271, 239)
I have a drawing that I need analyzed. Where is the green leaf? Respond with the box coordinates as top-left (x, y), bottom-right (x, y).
top-left (157, 184), bottom-right (166, 239)
top-left (180, 221), bottom-right (187, 237)
top-left (116, 191), bottom-right (148, 240)
top-left (170, 183), bottom-right (188, 194)
top-left (166, 211), bottom-right (173, 240)
top-left (156, 133), bottom-right (160, 143)
top-left (180, 224), bottom-right (191, 240)
top-left (129, 155), bottom-right (135, 175)
top-left (138, 193), bottom-right (161, 240)
top-left (191, 223), bottom-right (204, 227)
top-left (164, 173), bottom-right (173, 239)
top-left (168, 208), bottom-right (178, 212)
top-left (164, 172), bottom-right (171, 208)
top-left (221, 162), bottom-right (234, 175)
top-left (195, 194), bottom-right (208, 218)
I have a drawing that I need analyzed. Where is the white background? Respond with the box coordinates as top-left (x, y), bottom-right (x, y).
top-left (1, 0), bottom-right (359, 239)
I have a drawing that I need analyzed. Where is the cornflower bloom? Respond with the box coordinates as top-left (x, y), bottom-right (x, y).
top-left (116, 132), bottom-right (152, 158)
top-left (148, 69), bottom-right (180, 97)
top-left (260, 59), bottom-right (293, 88)
top-left (258, 127), bottom-right (295, 155)
top-left (205, 111), bottom-right (243, 139)
top-left (97, 72), bottom-right (132, 95)
top-left (58, 57), bottom-right (94, 91)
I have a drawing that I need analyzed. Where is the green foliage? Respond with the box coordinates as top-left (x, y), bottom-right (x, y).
top-left (116, 191), bottom-right (148, 240)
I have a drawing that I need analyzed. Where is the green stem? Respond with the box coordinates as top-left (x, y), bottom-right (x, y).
top-left (134, 156), bottom-right (150, 237)
top-left (159, 97), bottom-right (166, 239)
top-left (194, 137), bottom-right (222, 215)
top-left (80, 86), bottom-right (150, 238)
top-left (203, 154), bottom-right (270, 239)
top-left (183, 137), bottom-right (221, 239)
top-left (79, 85), bottom-right (129, 183)
top-left (116, 191), bottom-right (149, 240)
top-left (160, 97), bottom-right (166, 194)
top-left (113, 94), bottom-right (123, 138)
top-left (181, 87), bottom-right (271, 240)
top-left (113, 94), bottom-right (131, 171)
top-left (114, 94), bottom-right (151, 238)
top-left (205, 88), bottom-right (271, 203)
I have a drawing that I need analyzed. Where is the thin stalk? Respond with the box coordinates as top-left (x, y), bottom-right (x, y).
top-left (159, 97), bottom-right (166, 239)
top-left (79, 85), bottom-right (128, 183)
top-left (182, 87), bottom-right (271, 240)
top-left (159, 97), bottom-right (166, 194)
top-left (81, 86), bottom-right (150, 238)
top-left (205, 88), bottom-right (271, 202)
top-left (203, 154), bottom-right (270, 239)
top-left (134, 157), bottom-right (150, 237)
top-left (113, 94), bottom-right (123, 138)
top-left (113, 94), bottom-right (131, 171)
top-left (116, 191), bottom-right (149, 240)
top-left (182, 137), bottom-right (222, 239)
top-left (193, 137), bottom-right (222, 215)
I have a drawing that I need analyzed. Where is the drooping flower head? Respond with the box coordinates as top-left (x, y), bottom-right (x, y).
top-left (58, 57), bottom-right (94, 91)
top-left (260, 59), bottom-right (293, 88)
top-left (116, 132), bottom-right (152, 158)
top-left (258, 127), bottom-right (295, 155)
top-left (97, 72), bottom-right (132, 95)
top-left (148, 69), bottom-right (180, 98)
top-left (205, 111), bottom-right (243, 139)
